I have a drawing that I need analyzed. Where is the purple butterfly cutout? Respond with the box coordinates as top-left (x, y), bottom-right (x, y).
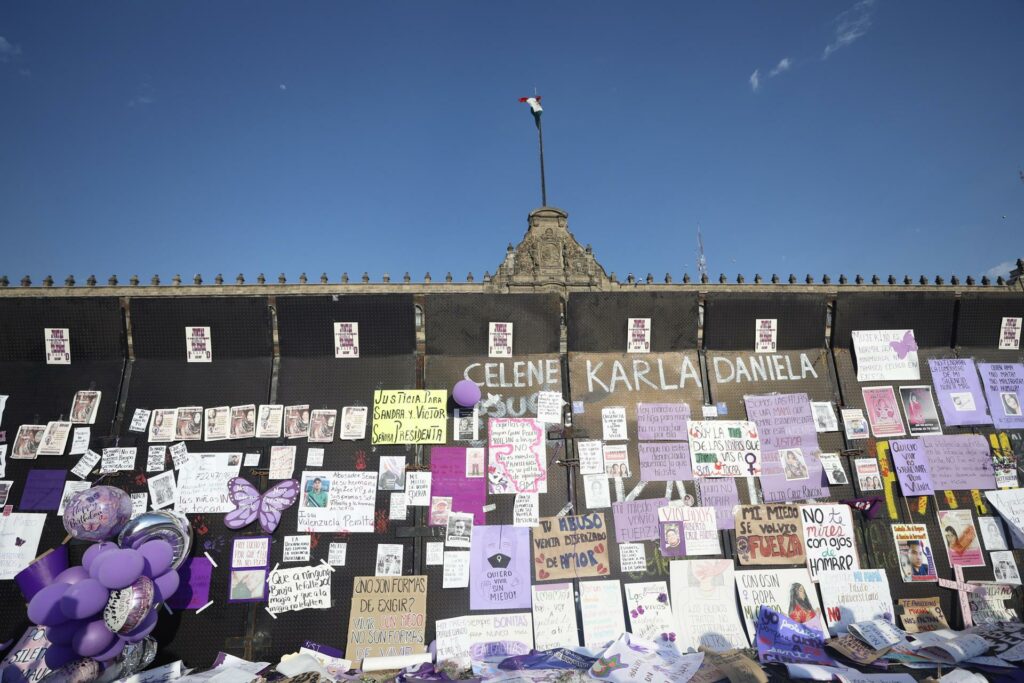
top-left (225, 477), bottom-right (299, 534)
top-left (889, 330), bottom-right (918, 360)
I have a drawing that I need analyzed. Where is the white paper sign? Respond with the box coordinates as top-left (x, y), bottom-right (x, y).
top-left (175, 453), bottom-right (242, 513)
top-left (169, 442), bottom-right (190, 469)
top-left (269, 445), bottom-right (296, 480)
top-left (488, 322), bottom-right (513, 358)
top-left (818, 569), bottom-right (895, 636)
top-left (755, 318), bottom-right (778, 353)
top-left (580, 580), bottom-right (626, 649)
top-left (204, 407), bottom-right (229, 441)
top-left (232, 537), bottom-right (271, 568)
top-left (583, 474), bottom-right (611, 508)
top-left (532, 583), bottom-right (579, 650)
top-left (283, 535), bottom-right (312, 562)
top-left (71, 449), bottom-right (101, 479)
top-left (602, 407), bottom-right (628, 441)
top-left (297, 471), bottom-right (376, 533)
top-left (426, 542), bottom-right (444, 566)
top-left (130, 493), bottom-right (148, 518)
top-left (306, 448), bottom-right (324, 468)
top-left (146, 446), bottom-right (166, 472)
top-left (267, 565), bottom-right (332, 614)
top-left (243, 452), bottom-right (260, 467)
top-left (619, 543), bottom-right (647, 572)
top-left (624, 581), bottom-right (675, 641)
top-left (627, 318), bottom-right (651, 353)
top-left (340, 406), bottom-right (368, 440)
top-left (69, 428), bottom-right (90, 456)
top-left (577, 440), bottom-right (605, 475)
top-left (513, 493), bottom-right (539, 527)
top-left (129, 408), bottom-right (151, 432)
top-left (405, 472), bottom-right (432, 506)
top-left (670, 559), bottom-right (749, 652)
top-left (536, 391), bottom-right (563, 425)
top-left (334, 322), bottom-right (359, 358)
top-left (185, 326), bottom-right (212, 363)
top-left (852, 329), bottom-right (920, 382)
top-left (434, 614), bottom-right (534, 664)
top-left (443, 551), bottom-right (470, 588)
top-left (1000, 317), bottom-right (1022, 350)
top-left (328, 542), bottom-right (347, 566)
top-left (101, 447), bottom-right (137, 474)
top-left (45, 328), bottom-right (70, 365)
top-left (0, 513), bottom-right (46, 579)
top-left (800, 504), bottom-right (860, 581)
top-left (389, 492), bottom-right (407, 520)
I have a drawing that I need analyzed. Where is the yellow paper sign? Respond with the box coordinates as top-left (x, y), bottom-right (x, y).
top-left (371, 390), bottom-right (447, 444)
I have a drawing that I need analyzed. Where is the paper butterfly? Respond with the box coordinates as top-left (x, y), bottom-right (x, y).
top-left (889, 330), bottom-right (918, 360)
top-left (225, 478), bottom-right (299, 534)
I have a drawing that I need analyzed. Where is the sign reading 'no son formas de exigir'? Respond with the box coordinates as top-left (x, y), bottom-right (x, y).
top-left (371, 391), bottom-right (447, 445)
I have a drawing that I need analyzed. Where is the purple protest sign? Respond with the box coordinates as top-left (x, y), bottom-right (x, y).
top-left (638, 442), bottom-right (692, 481)
top-left (636, 403), bottom-right (691, 441)
top-left (922, 435), bottom-right (996, 491)
top-left (928, 359), bottom-right (992, 426)
top-left (469, 525), bottom-right (532, 610)
top-left (756, 605), bottom-right (834, 666)
top-left (979, 363), bottom-right (1024, 430)
top-left (431, 446), bottom-right (487, 524)
top-left (612, 497), bottom-right (669, 543)
top-left (889, 439), bottom-right (934, 496)
top-left (743, 393), bottom-right (820, 455)
top-left (758, 450), bottom-right (830, 504)
top-left (698, 478), bottom-right (739, 530)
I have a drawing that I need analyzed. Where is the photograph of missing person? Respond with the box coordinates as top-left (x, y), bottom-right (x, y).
top-left (377, 456), bottom-right (407, 491)
top-left (284, 405), bottom-right (311, 439)
top-left (300, 474), bottom-right (330, 509)
top-left (1001, 391), bottom-right (1022, 417)
top-left (430, 496), bottom-right (452, 526)
top-left (175, 406), bottom-right (203, 441)
top-left (893, 525), bottom-right (938, 582)
top-left (229, 569), bottom-right (267, 602)
top-left (11, 424), bottom-right (46, 459)
top-left (445, 512), bottom-right (473, 548)
top-left (69, 391), bottom-right (101, 425)
top-left (230, 405), bottom-right (257, 439)
top-left (149, 408), bottom-right (177, 443)
top-left (781, 448), bottom-right (809, 481)
top-left (898, 386), bottom-right (943, 435)
top-left (937, 509), bottom-right (984, 567)
top-left (308, 409), bottom-right (337, 443)
top-left (205, 407), bottom-right (229, 441)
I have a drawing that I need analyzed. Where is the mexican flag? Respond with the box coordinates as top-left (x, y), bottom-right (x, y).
top-left (519, 96), bottom-right (542, 127)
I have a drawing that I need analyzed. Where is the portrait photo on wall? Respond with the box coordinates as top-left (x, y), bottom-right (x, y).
top-left (898, 386), bottom-right (942, 435)
top-left (300, 473), bottom-right (331, 509)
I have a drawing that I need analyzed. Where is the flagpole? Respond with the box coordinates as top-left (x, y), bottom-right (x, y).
top-left (537, 116), bottom-right (547, 207)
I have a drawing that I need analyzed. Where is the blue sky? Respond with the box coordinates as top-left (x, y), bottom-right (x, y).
top-left (1, 1), bottom-right (1022, 284)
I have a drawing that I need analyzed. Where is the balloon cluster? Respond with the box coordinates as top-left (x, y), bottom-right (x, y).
top-left (16, 486), bottom-right (189, 682)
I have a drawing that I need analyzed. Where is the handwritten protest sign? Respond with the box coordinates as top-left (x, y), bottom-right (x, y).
top-left (531, 513), bottom-right (610, 581)
top-left (267, 564), bottom-right (332, 615)
top-left (817, 569), bottom-right (894, 635)
top-left (175, 453), bottom-right (241, 513)
top-left (371, 390), bottom-right (446, 444)
top-left (612, 497), bottom-right (668, 543)
top-left (488, 418), bottom-right (547, 494)
top-left (296, 471), bottom-right (376, 533)
top-left (928, 358), bottom-right (992, 426)
top-left (921, 435), bottom-right (996, 490)
top-left (889, 440), bottom-right (933, 496)
top-left (636, 403), bottom-right (690, 441)
top-left (735, 504), bottom-right (805, 566)
top-left (670, 559), bottom-right (749, 652)
top-left (698, 477), bottom-right (740, 530)
top-left (345, 575), bottom-right (427, 666)
top-left (979, 363), bottom-right (1024, 430)
top-left (800, 504), bottom-right (859, 581)
top-left (897, 597), bottom-right (948, 633)
top-left (735, 568), bottom-right (825, 641)
top-left (688, 420), bottom-right (761, 478)
top-left (531, 583), bottom-right (578, 650)
top-left (435, 613), bottom-right (533, 664)
top-left (469, 526), bottom-right (531, 610)
top-left (638, 442), bottom-right (691, 481)
top-left (851, 329), bottom-right (920, 382)
top-left (755, 605), bottom-right (833, 666)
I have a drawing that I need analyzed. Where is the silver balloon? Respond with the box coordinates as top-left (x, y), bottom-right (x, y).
top-left (117, 510), bottom-right (193, 569)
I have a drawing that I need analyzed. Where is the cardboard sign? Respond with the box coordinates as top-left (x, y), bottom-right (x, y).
top-left (800, 504), bottom-right (859, 581)
top-left (531, 513), bottom-right (610, 581)
top-left (185, 326), bottom-right (212, 363)
top-left (345, 575), bottom-right (427, 666)
top-left (688, 420), bottom-right (761, 478)
top-left (735, 504), bottom-right (805, 566)
top-left (851, 329), bottom-right (920, 382)
top-left (897, 597), bottom-right (948, 633)
top-left (371, 390), bottom-right (446, 444)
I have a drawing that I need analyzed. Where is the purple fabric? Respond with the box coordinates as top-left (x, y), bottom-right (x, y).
top-left (979, 363), bottom-right (1024, 430)
top-left (167, 557), bottom-right (213, 609)
top-left (15, 545), bottom-right (69, 601)
top-left (636, 403), bottom-right (691, 441)
top-left (638, 442), bottom-right (692, 481)
top-left (431, 446), bottom-right (487, 525)
top-left (20, 469), bottom-right (66, 511)
top-left (928, 359), bottom-right (992, 426)
top-left (612, 498), bottom-right (668, 543)
top-left (698, 478), bottom-right (740, 530)
top-left (889, 439), bottom-right (934, 496)
top-left (922, 435), bottom-right (997, 490)
top-left (469, 525), bottom-right (531, 610)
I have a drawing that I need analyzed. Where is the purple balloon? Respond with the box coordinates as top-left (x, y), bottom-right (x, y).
top-left (71, 618), bottom-right (116, 658)
top-left (452, 379), bottom-right (481, 408)
top-left (92, 635), bottom-right (126, 663)
top-left (152, 569), bottom-right (180, 604)
top-left (97, 550), bottom-right (145, 590)
top-left (55, 566), bottom-right (90, 586)
top-left (122, 610), bottom-right (158, 642)
top-left (83, 543), bottom-right (119, 574)
top-left (43, 643), bottom-right (80, 670)
top-left (27, 582), bottom-right (72, 626)
top-left (48, 619), bottom-right (87, 646)
top-left (61, 578), bottom-right (110, 620)
top-left (138, 540), bottom-right (174, 578)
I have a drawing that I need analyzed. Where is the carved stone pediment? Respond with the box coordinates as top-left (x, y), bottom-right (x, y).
top-left (490, 207), bottom-right (608, 292)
